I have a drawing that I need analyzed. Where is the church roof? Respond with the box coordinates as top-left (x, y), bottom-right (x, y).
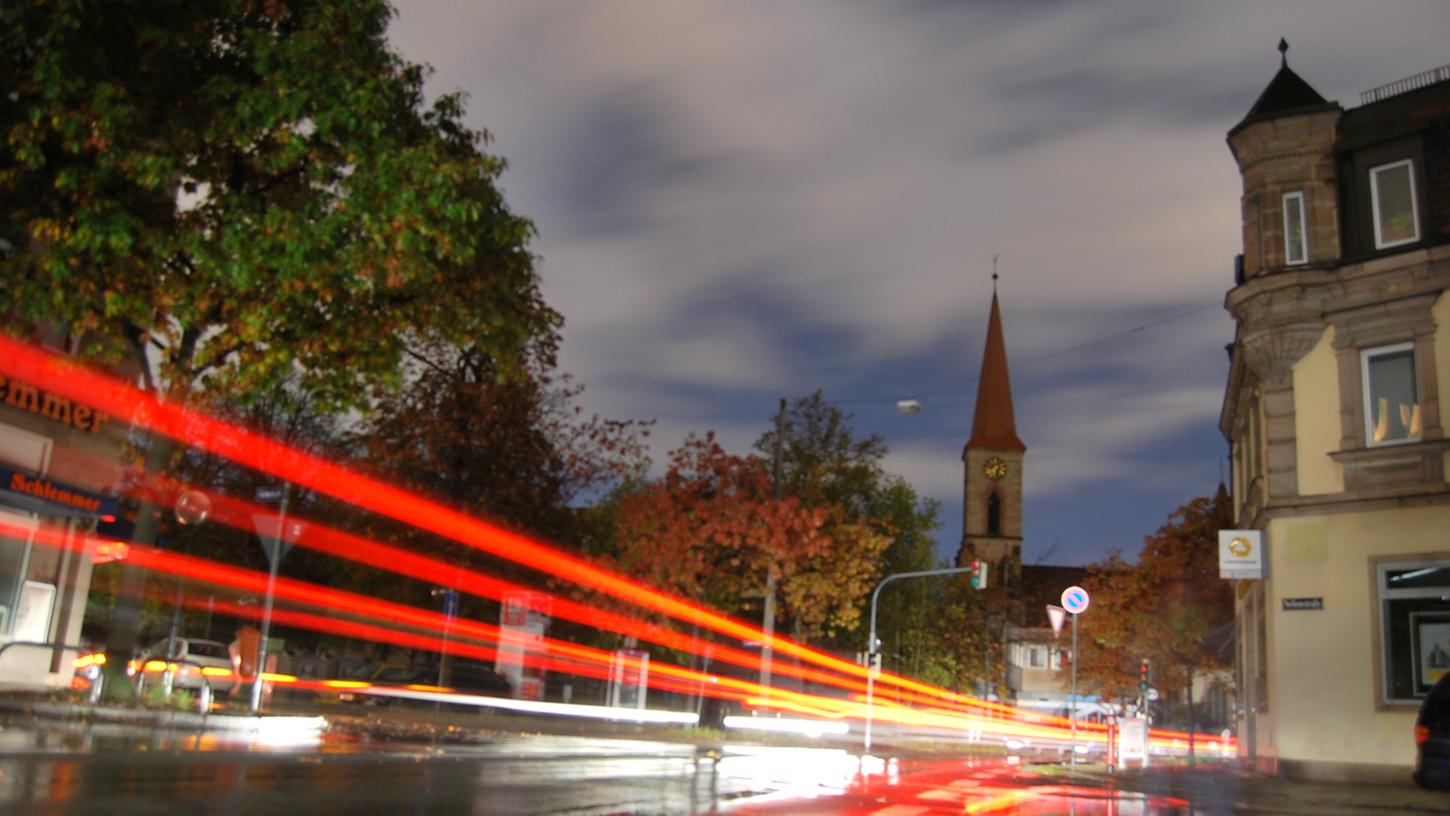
top-left (1228, 39), bottom-right (1338, 137)
top-left (968, 292), bottom-right (1025, 451)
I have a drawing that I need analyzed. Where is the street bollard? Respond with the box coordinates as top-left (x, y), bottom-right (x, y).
top-left (197, 683), bottom-right (211, 714)
top-left (87, 672), bottom-right (105, 705)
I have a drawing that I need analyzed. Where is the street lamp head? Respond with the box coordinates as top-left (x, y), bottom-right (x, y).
top-left (896, 399), bottom-right (922, 415)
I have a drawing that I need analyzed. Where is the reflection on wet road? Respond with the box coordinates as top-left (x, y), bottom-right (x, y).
top-left (0, 724), bottom-right (1211, 814)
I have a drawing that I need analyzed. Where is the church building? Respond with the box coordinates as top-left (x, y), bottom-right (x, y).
top-left (955, 284), bottom-right (1086, 710)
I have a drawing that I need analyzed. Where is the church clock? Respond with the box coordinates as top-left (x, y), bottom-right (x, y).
top-left (983, 456), bottom-right (1007, 480)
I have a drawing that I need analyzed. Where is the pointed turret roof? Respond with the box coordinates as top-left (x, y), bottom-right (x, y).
top-left (1229, 38), bottom-right (1337, 137)
top-left (968, 291), bottom-right (1025, 451)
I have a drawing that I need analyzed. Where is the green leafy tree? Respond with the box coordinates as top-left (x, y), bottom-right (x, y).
top-left (753, 393), bottom-right (942, 661)
top-left (2, 0), bottom-right (558, 670)
top-left (3, 0), bottom-right (553, 405)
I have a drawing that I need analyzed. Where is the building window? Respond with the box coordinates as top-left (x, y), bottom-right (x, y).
top-left (1028, 646), bottom-right (1044, 668)
top-left (1282, 191), bottom-right (1308, 265)
top-left (1370, 159), bottom-right (1420, 249)
top-left (987, 492), bottom-right (1002, 536)
top-left (1379, 560), bottom-right (1450, 703)
top-left (1362, 343), bottom-right (1420, 446)
top-left (0, 509), bottom-right (37, 636)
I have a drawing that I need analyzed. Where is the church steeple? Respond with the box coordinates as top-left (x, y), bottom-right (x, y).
top-left (958, 284), bottom-right (1026, 584)
top-left (967, 291), bottom-right (1025, 451)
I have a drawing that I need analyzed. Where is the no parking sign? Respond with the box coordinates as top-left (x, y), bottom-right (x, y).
top-left (1061, 585), bottom-right (1090, 615)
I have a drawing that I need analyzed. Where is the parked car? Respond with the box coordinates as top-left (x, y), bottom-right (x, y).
top-left (347, 660), bottom-right (511, 705)
top-left (1416, 673), bottom-right (1450, 789)
top-left (136, 637), bottom-right (236, 694)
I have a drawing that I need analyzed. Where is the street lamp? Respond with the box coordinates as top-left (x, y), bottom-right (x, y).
top-left (863, 566), bottom-right (976, 754)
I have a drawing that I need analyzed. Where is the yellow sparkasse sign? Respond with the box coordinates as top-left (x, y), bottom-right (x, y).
top-left (1219, 529), bottom-right (1264, 579)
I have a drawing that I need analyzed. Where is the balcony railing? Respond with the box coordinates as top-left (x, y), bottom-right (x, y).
top-left (1360, 64), bottom-right (1450, 105)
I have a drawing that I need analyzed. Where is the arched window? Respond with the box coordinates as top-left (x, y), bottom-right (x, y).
top-left (987, 492), bottom-right (1002, 536)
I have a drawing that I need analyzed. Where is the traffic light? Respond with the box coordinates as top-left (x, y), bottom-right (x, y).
top-left (970, 559), bottom-right (988, 590)
top-left (1138, 659), bottom-right (1150, 693)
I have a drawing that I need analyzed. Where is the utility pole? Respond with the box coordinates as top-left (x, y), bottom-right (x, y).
top-left (760, 398), bottom-right (785, 692)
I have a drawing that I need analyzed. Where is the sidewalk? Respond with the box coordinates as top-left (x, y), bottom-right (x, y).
top-left (1044, 762), bottom-right (1450, 815)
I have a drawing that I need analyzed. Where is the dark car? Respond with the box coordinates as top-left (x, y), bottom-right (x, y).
top-left (448, 660), bottom-right (512, 697)
top-left (1415, 672), bottom-right (1450, 789)
top-left (355, 660), bottom-right (511, 706)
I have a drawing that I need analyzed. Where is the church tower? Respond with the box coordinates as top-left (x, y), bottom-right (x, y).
top-left (956, 286), bottom-right (1026, 589)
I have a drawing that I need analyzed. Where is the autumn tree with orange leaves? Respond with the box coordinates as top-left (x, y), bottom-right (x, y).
top-left (1075, 491), bottom-right (1234, 710)
top-left (609, 433), bottom-right (890, 641)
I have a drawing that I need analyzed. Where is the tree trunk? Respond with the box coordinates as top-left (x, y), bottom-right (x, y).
top-left (101, 433), bottom-right (178, 699)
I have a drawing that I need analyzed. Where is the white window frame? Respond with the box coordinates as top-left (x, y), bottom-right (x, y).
top-left (1028, 645), bottom-right (1044, 668)
top-left (1370, 159), bottom-right (1420, 250)
top-left (1361, 342), bottom-right (1420, 447)
top-left (1282, 191), bottom-right (1308, 265)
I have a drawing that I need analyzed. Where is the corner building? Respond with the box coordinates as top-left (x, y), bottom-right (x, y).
top-left (1222, 49), bottom-right (1450, 780)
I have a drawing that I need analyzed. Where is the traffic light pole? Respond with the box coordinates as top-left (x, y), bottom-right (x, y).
top-left (863, 566), bottom-right (976, 755)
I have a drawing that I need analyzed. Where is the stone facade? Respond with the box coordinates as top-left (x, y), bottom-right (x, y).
top-left (1222, 58), bottom-right (1450, 780)
top-left (960, 446), bottom-right (1024, 585)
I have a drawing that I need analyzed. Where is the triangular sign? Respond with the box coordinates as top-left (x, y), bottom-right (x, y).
top-left (1046, 604), bottom-right (1067, 639)
top-left (251, 513), bottom-right (304, 568)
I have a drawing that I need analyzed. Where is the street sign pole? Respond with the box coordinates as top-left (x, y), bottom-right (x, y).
top-left (1071, 610), bottom-right (1078, 771)
top-left (1059, 586), bottom-right (1091, 772)
top-left (251, 482), bottom-right (289, 713)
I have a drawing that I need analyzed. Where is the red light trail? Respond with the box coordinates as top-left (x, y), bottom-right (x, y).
top-left (0, 336), bottom-right (1235, 755)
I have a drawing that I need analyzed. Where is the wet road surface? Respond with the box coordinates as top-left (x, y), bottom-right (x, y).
top-left (0, 723), bottom-right (1442, 814)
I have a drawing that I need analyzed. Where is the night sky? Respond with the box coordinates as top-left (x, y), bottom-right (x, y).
top-left (386, 1), bottom-right (1448, 565)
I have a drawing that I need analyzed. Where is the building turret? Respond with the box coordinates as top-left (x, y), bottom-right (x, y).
top-left (1227, 39), bottom-right (1343, 279)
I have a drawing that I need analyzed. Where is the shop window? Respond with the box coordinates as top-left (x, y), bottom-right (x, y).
top-left (0, 509), bottom-right (37, 636)
top-left (1282, 191), bottom-right (1308, 265)
top-left (1362, 343), bottom-right (1419, 446)
top-left (1379, 560), bottom-right (1450, 703)
top-left (1370, 159), bottom-right (1419, 249)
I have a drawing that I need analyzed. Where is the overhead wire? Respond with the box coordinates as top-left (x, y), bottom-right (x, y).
top-left (832, 300), bottom-right (1223, 407)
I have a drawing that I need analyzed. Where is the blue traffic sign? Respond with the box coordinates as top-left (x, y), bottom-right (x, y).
top-left (1061, 585), bottom-right (1090, 614)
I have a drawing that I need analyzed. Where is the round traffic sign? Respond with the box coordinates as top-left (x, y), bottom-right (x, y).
top-left (1061, 585), bottom-right (1090, 614)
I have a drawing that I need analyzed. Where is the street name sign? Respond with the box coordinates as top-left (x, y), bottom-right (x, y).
top-left (1282, 597), bottom-right (1323, 611)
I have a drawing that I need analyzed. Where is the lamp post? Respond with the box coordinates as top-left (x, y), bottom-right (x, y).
top-left (863, 566), bottom-right (976, 754)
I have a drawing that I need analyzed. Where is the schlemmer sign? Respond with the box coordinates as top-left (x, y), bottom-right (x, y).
top-left (1219, 530), bottom-right (1264, 580)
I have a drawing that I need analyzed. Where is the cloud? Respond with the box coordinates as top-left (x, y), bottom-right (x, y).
top-left (387, 0), bottom-right (1448, 562)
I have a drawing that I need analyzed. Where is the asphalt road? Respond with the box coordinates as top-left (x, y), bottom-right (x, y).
top-left (0, 722), bottom-right (1444, 815)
